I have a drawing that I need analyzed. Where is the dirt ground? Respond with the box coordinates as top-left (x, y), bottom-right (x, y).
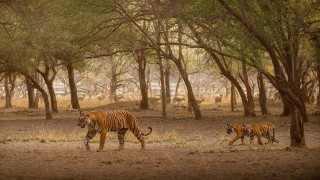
top-left (1, 101), bottom-right (320, 179)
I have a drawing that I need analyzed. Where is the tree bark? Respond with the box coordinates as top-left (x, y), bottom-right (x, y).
top-left (4, 76), bottom-right (12, 108)
top-left (159, 58), bottom-right (167, 117)
top-left (165, 60), bottom-right (171, 104)
top-left (67, 62), bottom-right (80, 109)
top-left (290, 105), bottom-right (306, 147)
top-left (257, 72), bottom-right (268, 115)
top-left (230, 82), bottom-right (236, 112)
top-left (26, 77), bottom-right (35, 108)
top-left (109, 70), bottom-right (118, 102)
top-left (136, 50), bottom-right (148, 110)
top-left (281, 97), bottom-right (291, 116)
top-left (47, 81), bottom-right (58, 113)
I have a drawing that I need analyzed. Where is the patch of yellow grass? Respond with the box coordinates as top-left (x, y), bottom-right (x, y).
top-left (0, 135), bottom-right (13, 144)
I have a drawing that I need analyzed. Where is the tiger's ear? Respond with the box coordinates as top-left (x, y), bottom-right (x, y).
top-left (79, 110), bottom-right (84, 115)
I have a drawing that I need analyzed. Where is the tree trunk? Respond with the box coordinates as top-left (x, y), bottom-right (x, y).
top-left (159, 58), bottom-right (167, 117)
top-left (38, 65), bottom-right (58, 113)
top-left (240, 61), bottom-right (256, 117)
top-left (174, 76), bottom-right (181, 98)
top-left (230, 82), bottom-right (236, 111)
top-left (4, 76), bottom-right (12, 108)
top-left (26, 75), bottom-right (52, 120)
top-left (175, 61), bottom-right (202, 119)
top-left (110, 73), bottom-right (118, 102)
top-left (136, 50), bottom-right (148, 110)
top-left (316, 58), bottom-right (320, 106)
top-left (290, 105), bottom-right (306, 147)
top-left (34, 90), bottom-right (41, 108)
top-left (42, 92), bottom-right (52, 120)
top-left (46, 81), bottom-right (58, 113)
top-left (67, 62), bottom-right (80, 109)
top-left (281, 97), bottom-right (291, 116)
top-left (165, 60), bottom-right (171, 104)
top-left (26, 77), bottom-right (35, 108)
top-left (257, 73), bottom-right (268, 115)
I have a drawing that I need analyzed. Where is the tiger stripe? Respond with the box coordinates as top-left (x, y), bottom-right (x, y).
top-left (243, 121), bottom-right (279, 145)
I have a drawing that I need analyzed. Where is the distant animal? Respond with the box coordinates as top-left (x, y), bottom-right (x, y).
top-left (215, 94), bottom-right (223, 104)
top-left (149, 97), bottom-right (160, 103)
top-left (173, 97), bottom-right (185, 104)
top-left (226, 123), bottom-right (247, 145)
top-left (77, 109), bottom-right (152, 151)
top-left (97, 95), bottom-right (105, 101)
top-left (196, 98), bottom-right (204, 104)
top-left (117, 95), bottom-right (124, 100)
top-left (78, 96), bottom-right (85, 101)
top-left (243, 122), bottom-right (279, 145)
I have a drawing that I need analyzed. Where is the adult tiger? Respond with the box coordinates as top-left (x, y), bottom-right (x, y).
top-left (226, 123), bottom-right (247, 145)
top-left (243, 122), bottom-right (279, 145)
top-left (77, 109), bottom-right (152, 151)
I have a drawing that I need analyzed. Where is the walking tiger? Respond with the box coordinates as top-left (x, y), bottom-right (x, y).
top-left (77, 109), bottom-right (152, 151)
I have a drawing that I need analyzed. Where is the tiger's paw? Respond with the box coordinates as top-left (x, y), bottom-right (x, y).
top-left (96, 149), bottom-right (104, 152)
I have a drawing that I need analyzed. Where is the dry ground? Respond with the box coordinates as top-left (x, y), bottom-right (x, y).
top-left (1, 101), bottom-right (320, 179)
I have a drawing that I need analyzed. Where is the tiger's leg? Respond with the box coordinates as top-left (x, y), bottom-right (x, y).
top-left (98, 131), bottom-right (107, 152)
top-left (132, 129), bottom-right (145, 149)
top-left (249, 135), bottom-right (254, 144)
top-left (257, 134), bottom-right (263, 145)
top-left (228, 135), bottom-right (241, 145)
top-left (117, 128), bottom-right (128, 150)
top-left (84, 130), bottom-right (97, 151)
top-left (241, 136), bottom-right (244, 144)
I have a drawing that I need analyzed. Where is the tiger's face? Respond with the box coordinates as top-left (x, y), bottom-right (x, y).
top-left (226, 123), bottom-right (234, 134)
top-left (77, 111), bottom-right (90, 128)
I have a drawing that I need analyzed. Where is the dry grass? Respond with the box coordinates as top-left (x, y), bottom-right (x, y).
top-left (0, 135), bottom-right (13, 144)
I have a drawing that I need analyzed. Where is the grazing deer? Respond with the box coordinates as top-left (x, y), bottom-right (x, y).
top-left (196, 98), bottom-right (204, 104)
top-left (173, 97), bottom-right (185, 104)
top-left (78, 96), bottom-right (85, 101)
top-left (149, 97), bottom-right (160, 103)
top-left (97, 95), bottom-right (105, 101)
top-left (215, 94), bottom-right (223, 104)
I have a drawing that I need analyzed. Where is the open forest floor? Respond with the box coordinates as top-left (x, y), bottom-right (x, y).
top-left (1, 101), bottom-right (320, 179)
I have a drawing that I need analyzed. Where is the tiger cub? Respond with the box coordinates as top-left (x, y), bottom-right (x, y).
top-left (243, 122), bottom-right (279, 145)
top-left (226, 123), bottom-right (247, 145)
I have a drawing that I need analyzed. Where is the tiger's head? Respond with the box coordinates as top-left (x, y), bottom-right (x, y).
top-left (77, 111), bottom-right (90, 128)
top-left (226, 123), bottom-right (234, 134)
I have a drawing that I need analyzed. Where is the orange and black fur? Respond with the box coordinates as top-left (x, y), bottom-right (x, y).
top-left (77, 109), bottom-right (152, 151)
top-left (243, 122), bottom-right (279, 145)
top-left (226, 123), bottom-right (247, 145)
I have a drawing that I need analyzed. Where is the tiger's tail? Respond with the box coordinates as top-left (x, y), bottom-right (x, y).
top-left (273, 128), bottom-right (279, 143)
top-left (141, 127), bottom-right (152, 136)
